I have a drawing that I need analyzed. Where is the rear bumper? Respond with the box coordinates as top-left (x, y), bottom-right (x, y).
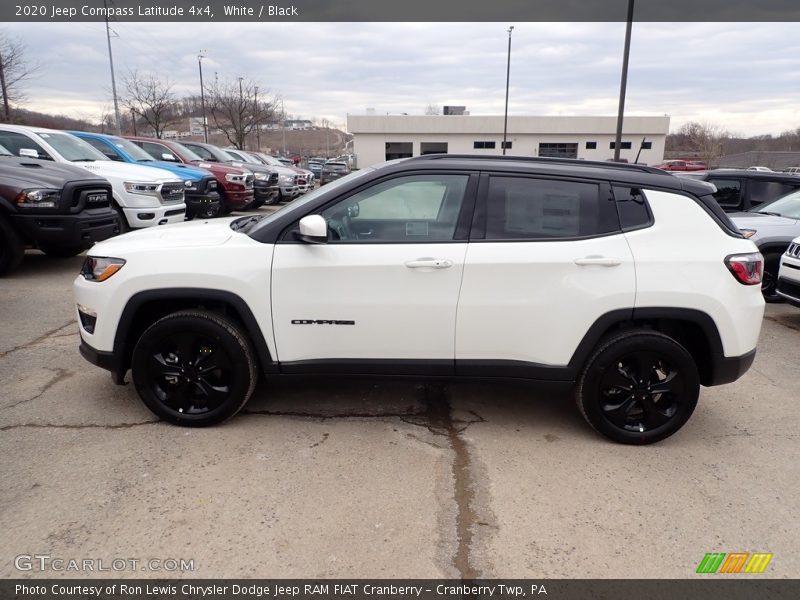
top-left (709, 349), bottom-right (757, 386)
top-left (11, 208), bottom-right (119, 248)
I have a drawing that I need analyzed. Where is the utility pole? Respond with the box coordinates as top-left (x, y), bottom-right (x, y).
top-left (613, 0), bottom-right (635, 162)
top-left (198, 51), bottom-right (208, 143)
top-left (502, 25), bottom-right (514, 156)
top-left (104, 0), bottom-right (121, 135)
top-left (254, 85), bottom-right (260, 151)
top-left (281, 98), bottom-right (286, 155)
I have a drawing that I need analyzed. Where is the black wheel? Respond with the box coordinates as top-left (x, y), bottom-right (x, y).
top-left (576, 330), bottom-right (699, 445)
top-left (40, 245), bottom-right (84, 258)
top-left (761, 252), bottom-right (783, 303)
top-left (112, 204), bottom-right (130, 234)
top-left (217, 192), bottom-right (232, 215)
top-left (131, 310), bottom-right (258, 426)
top-left (0, 216), bottom-right (25, 276)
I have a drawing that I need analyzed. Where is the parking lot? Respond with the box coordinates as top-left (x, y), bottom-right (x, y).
top-left (1, 214), bottom-right (798, 579)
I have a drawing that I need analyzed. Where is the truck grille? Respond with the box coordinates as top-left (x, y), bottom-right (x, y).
top-left (159, 182), bottom-right (185, 204)
top-left (268, 173), bottom-right (279, 185)
top-left (786, 243), bottom-right (800, 259)
top-left (72, 187), bottom-right (111, 209)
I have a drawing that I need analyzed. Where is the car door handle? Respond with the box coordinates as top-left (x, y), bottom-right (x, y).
top-left (405, 258), bottom-right (454, 269)
top-left (574, 256), bottom-right (622, 267)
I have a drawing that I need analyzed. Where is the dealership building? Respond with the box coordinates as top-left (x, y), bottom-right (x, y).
top-left (347, 114), bottom-right (670, 168)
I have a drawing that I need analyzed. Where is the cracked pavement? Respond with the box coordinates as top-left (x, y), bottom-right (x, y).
top-left (1, 249), bottom-right (799, 578)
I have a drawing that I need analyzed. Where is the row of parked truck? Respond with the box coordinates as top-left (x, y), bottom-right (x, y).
top-left (0, 124), bottom-right (315, 275)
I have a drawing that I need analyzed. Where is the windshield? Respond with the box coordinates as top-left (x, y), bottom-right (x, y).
top-left (752, 190), bottom-right (800, 219)
top-left (112, 137), bottom-right (155, 162)
top-left (226, 150), bottom-right (256, 164)
top-left (246, 168), bottom-right (375, 235)
top-left (165, 142), bottom-right (202, 162)
top-left (36, 132), bottom-right (109, 162)
top-left (257, 154), bottom-right (282, 166)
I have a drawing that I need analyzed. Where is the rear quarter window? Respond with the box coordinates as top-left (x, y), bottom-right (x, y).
top-left (613, 186), bottom-right (653, 231)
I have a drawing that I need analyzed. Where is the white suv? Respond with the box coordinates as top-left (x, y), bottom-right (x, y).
top-left (73, 156), bottom-right (765, 444)
top-left (0, 125), bottom-right (186, 229)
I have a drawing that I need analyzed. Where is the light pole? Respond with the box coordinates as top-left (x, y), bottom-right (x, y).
top-left (254, 85), bottom-right (260, 151)
top-left (103, 0), bottom-right (121, 135)
top-left (282, 98), bottom-right (287, 155)
top-left (613, 0), bottom-right (635, 162)
top-left (502, 26), bottom-right (514, 156)
top-left (198, 51), bottom-right (208, 142)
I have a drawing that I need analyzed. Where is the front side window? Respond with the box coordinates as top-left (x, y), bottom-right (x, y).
top-left (319, 174), bottom-right (469, 243)
top-left (139, 141), bottom-right (171, 160)
top-left (0, 130), bottom-right (51, 160)
top-left (485, 177), bottom-right (618, 240)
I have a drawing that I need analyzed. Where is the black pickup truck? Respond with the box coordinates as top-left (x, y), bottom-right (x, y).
top-left (0, 144), bottom-right (119, 275)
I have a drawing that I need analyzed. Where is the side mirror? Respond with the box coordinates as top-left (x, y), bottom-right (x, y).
top-left (19, 148), bottom-right (39, 158)
top-left (297, 215), bottom-right (327, 244)
top-left (161, 153), bottom-right (177, 162)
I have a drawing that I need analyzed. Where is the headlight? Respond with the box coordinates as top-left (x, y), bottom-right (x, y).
top-left (80, 256), bottom-right (126, 282)
top-left (123, 181), bottom-right (160, 195)
top-left (15, 189), bottom-right (60, 208)
top-left (184, 180), bottom-right (196, 189)
top-left (740, 229), bottom-right (757, 239)
top-left (225, 173), bottom-right (247, 184)
top-left (254, 172), bottom-right (268, 181)
top-left (279, 174), bottom-right (293, 183)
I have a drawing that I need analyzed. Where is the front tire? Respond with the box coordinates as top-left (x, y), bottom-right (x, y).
top-left (131, 310), bottom-right (258, 426)
top-left (576, 330), bottom-right (699, 445)
top-left (0, 216), bottom-right (25, 276)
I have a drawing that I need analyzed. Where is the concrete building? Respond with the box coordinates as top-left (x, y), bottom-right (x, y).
top-left (347, 115), bottom-right (670, 168)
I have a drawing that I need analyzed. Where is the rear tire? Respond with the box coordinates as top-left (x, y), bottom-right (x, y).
top-left (131, 310), bottom-right (257, 427)
top-left (576, 330), bottom-right (699, 445)
top-left (0, 216), bottom-right (25, 276)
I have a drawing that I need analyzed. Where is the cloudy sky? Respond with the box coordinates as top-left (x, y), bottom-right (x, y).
top-left (5, 21), bottom-right (799, 136)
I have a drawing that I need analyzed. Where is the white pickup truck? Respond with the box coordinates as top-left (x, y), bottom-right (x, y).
top-left (73, 155), bottom-right (764, 444)
top-left (0, 125), bottom-right (186, 230)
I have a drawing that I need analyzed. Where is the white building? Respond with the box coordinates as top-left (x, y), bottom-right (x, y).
top-left (348, 115), bottom-right (670, 168)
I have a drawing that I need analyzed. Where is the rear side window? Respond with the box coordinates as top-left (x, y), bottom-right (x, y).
top-left (613, 186), bottom-right (652, 231)
top-left (707, 178), bottom-right (742, 209)
top-left (485, 176), bottom-right (618, 240)
top-left (748, 179), bottom-right (800, 206)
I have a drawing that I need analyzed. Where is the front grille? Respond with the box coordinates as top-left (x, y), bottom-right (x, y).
top-left (786, 242), bottom-right (800, 258)
top-left (269, 173), bottom-right (279, 185)
top-left (777, 278), bottom-right (800, 299)
top-left (159, 182), bottom-right (185, 204)
top-left (244, 175), bottom-right (254, 189)
top-left (72, 188), bottom-right (111, 209)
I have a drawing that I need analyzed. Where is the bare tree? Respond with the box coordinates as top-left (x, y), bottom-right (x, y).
top-left (121, 70), bottom-right (180, 138)
top-left (208, 78), bottom-right (276, 149)
top-left (0, 31), bottom-right (40, 121)
top-left (677, 121), bottom-right (731, 163)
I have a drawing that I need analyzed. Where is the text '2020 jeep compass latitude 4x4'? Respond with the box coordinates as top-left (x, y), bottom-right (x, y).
top-left (74, 156), bottom-right (765, 444)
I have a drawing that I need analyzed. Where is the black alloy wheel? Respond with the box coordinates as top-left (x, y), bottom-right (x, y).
top-left (576, 331), bottom-right (699, 444)
top-left (131, 310), bottom-right (257, 426)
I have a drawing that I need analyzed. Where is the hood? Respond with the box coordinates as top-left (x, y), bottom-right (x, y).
top-left (225, 160), bottom-right (272, 175)
top-left (77, 160), bottom-right (182, 183)
top-left (730, 213), bottom-right (799, 229)
top-left (90, 218), bottom-right (238, 255)
top-left (0, 157), bottom-right (108, 188)
top-left (146, 160), bottom-right (213, 181)
top-left (189, 160), bottom-right (248, 177)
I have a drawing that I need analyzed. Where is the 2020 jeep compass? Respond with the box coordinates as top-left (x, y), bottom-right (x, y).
top-left (73, 155), bottom-right (765, 444)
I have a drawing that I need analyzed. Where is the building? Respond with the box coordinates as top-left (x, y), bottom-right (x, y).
top-left (347, 115), bottom-right (669, 168)
top-left (284, 119), bottom-right (313, 130)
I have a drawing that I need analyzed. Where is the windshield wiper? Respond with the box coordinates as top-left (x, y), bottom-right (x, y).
top-left (137, 159), bottom-right (154, 162)
top-left (71, 158), bottom-right (96, 162)
top-left (230, 215), bottom-right (264, 232)
top-left (757, 211), bottom-right (783, 217)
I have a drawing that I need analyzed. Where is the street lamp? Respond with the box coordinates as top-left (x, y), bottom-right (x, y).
top-left (198, 51), bottom-right (208, 143)
top-left (613, 0), bottom-right (635, 162)
top-left (502, 25), bottom-right (514, 156)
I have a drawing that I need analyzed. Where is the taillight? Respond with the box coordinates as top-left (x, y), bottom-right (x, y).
top-left (725, 253), bottom-right (763, 285)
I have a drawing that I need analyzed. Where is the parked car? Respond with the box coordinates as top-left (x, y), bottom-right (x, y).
top-left (245, 151), bottom-right (313, 196)
top-left (783, 167), bottom-right (800, 176)
top-left (675, 169), bottom-right (800, 212)
top-left (307, 160), bottom-right (324, 180)
top-left (747, 166), bottom-right (773, 172)
top-left (0, 143), bottom-right (117, 275)
top-left (0, 125), bottom-right (186, 231)
top-left (125, 136), bottom-right (254, 213)
top-left (730, 189), bottom-right (800, 301)
top-left (71, 131), bottom-right (220, 219)
top-left (237, 152), bottom-right (301, 202)
top-left (180, 142), bottom-right (279, 208)
top-left (653, 160), bottom-right (707, 172)
top-left (776, 238), bottom-right (800, 307)
top-left (319, 161), bottom-right (350, 185)
top-left (220, 149), bottom-right (281, 205)
top-left (74, 154), bottom-right (764, 445)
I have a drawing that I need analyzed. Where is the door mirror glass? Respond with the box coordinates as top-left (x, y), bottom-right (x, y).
top-left (298, 215), bottom-right (328, 244)
top-left (19, 148), bottom-right (39, 158)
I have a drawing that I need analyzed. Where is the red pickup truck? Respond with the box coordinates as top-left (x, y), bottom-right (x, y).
top-left (654, 159), bottom-right (708, 172)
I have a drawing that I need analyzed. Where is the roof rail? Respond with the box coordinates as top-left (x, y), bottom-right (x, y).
top-left (410, 154), bottom-right (671, 176)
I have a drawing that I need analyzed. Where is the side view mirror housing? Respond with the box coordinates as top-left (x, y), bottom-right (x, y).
top-left (19, 148), bottom-right (38, 158)
top-left (297, 215), bottom-right (327, 244)
top-left (162, 153), bottom-right (177, 162)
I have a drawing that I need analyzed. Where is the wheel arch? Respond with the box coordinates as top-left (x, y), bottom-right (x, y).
top-left (113, 288), bottom-right (277, 384)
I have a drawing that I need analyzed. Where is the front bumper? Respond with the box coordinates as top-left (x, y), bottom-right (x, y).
top-left (122, 204), bottom-right (186, 228)
top-left (254, 182), bottom-right (280, 204)
top-left (185, 191), bottom-right (221, 219)
top-left (776, 247), bottom-right (800, 307)
top-left (79, 339), bottom-right (126, 384)
top-left (224, 188), bottom-right (255, 210)
top-left (11, 207), bottom-right (120, 249)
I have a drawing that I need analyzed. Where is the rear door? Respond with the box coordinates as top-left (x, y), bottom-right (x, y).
top-left (455, 174), bottom-right (635, 376)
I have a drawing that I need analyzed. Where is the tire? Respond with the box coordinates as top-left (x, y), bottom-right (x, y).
top-left (131, 310), bottom-right (258, 427)
top-left (40, 246), bottom-right (85, 258)
top-left (575, 330), bottom-right (700, 445)
top-left (761, 252), bottom-right (783, 303)
top-left (112, 204), bottom-right (130, 234)
top-left (0, 216), bottom-right (25, 276)
top-left (217, 192), bottom-right (232, 215)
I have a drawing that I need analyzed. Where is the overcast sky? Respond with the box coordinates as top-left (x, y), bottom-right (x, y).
top-left (5, 22), bottom-right (799, 136)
